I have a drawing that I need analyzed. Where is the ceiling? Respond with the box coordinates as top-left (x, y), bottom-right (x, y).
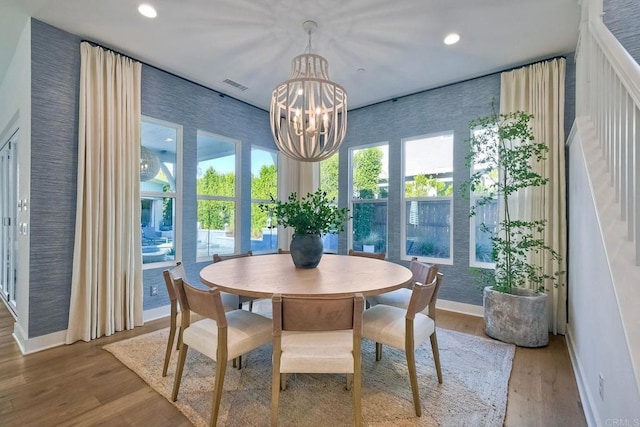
top-left (0, 0), bottom-right (581, 111)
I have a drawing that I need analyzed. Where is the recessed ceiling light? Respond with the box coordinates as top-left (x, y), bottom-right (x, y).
top-left (138, 4), bottom-right (157, 18)
top-left (444, 33), bottom-right (460, 45)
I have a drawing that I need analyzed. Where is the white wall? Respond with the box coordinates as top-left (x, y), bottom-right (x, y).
top-left (567, 119), bottom-right (640, 425)
top-left (0, 18), bottom-right (31, 349)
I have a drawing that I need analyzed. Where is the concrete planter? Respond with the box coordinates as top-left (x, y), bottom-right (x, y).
top-left (483, 286), bottom-right (549, 347)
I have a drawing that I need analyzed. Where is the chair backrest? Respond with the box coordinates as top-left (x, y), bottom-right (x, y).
top-left (212, 250), bottom-right (253, 263)
top-left (348, 249), bottom-right (385, 260)
top-left (162, 261), bottom-right (186, 304)
top-left (406, 272), bottom-right (444, 320)
top-left (409, 258), bottom-right (438, 288)
top-left (272, 294), bottom-right (365, 334)
top-left (277, 248), bottom-right (290, 254)
top-left (173, 277), bottom-right (228, 328)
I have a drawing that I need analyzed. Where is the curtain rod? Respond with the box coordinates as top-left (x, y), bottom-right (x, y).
top-left (80, 39), bottom-right (269, 113)
top-left (350, 53), bottom-right (569, 112)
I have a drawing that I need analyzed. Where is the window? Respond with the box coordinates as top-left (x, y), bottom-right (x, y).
top-left (140, 117), bottom-right (181, 267)
top-left (469, 126), bottom-right (498, 268)
top-left (196, 131), bottom-right (239, 260)
top-left (402, 132), bottom-right (453, 263)
top-left (320, 154), bottom-right (339, 253)
top-left (350, 144), bottom-right (388, 254)
top-left (251, 146), bottom-right (278, 253)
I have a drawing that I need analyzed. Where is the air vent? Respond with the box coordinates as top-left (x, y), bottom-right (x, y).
top-left (223, 79), bottom-right (248, 91)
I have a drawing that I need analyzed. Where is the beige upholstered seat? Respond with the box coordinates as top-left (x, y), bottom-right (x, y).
top-left (271, 293), bottom-right (365, 427)
top-left (362, 272), bottom-right (444, 417)
top-left (212, 251), bottom-right (256, 311)
top-left (171, 277), bottom-right (272, 427)
top-left (348, 248), bottom-right (385, 260)
top-left (161, 262), bottom-right (238, 377)
top-left (366, 257), bottom-right (438, 311)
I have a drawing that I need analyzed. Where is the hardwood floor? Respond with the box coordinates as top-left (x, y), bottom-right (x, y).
top-left (0, 304), bottom-right (586, 426)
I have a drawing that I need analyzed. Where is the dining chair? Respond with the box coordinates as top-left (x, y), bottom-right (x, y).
top-left (366, 257), bottom-right (438, 311)
top-left (348, 248), bottom-right (385, 260)
top-left (171, 277), bottom-right (272, 427)
top-left (212, 251), bottom-right (255, 311)
top-left (362, 272), bottom-right (444, 417)
top-left (161, 262), bottom-right (239, 377)
top-left (271, 293), bottom-right (365, 427)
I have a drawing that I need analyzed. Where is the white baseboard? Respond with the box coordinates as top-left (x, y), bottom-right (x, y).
top-left (436, 298), bottom-right (484, 317)
top-left (11, 305), bottom-right (171, 355)
top-left (143, 304), bottom-right (170, 322)
top-left (566, 326), bottom-right (597, 427)
top-left (13, 324), bottom-right (67, 355)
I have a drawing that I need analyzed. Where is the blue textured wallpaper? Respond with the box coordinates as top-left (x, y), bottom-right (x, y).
top-left (604, 0), bottom-right (640, 64)
top-left (30, 20), bottom-right (80, 336)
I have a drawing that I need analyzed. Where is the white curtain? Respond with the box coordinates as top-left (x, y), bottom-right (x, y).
top-left (66, 42), bottom-right (143, 343)
top-left (278, 149), bottom-right (319, 250)
top-left (500, 58), bottom-right (567, 335)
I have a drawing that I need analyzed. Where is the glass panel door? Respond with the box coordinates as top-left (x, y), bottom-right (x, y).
top-left (0, 131), bottom-right (17, 313)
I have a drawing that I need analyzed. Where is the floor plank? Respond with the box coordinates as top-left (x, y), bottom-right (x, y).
top-left (0, 304), bottom-right (586, 426)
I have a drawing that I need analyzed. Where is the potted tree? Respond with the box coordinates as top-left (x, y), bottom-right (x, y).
top-left (465, 109), bottom-right (563, 347)
top-left (260, 189), bottom-right (350, 268)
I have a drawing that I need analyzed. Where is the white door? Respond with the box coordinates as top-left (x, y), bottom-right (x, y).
top-left (0, 130), bottom-right (18, 314)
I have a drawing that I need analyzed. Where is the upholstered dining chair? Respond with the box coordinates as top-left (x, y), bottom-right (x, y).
top-left (161, 262), bottom-right (239, 377)
top-left (366, 257), bottom-right (438, 310)
top-left (348, 248), bottom-right (385, 260)
top-left (362, 272), bottom-right (444, 417)
top-left (271, 293), bottom-right (365, 427)
top-left (212, 251), bottom-right (255, 311)
top-left (171, 277), bottom-right (272, 427)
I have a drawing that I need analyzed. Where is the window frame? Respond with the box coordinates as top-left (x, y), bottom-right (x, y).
top-left (195, 130), bottom-right (241, 262)
top-left (400, 131), bottom-right (454, 265)
top-left (141, 115), bottom-right (182, 270)
top-left (348, 141), bottom-right (389, 255)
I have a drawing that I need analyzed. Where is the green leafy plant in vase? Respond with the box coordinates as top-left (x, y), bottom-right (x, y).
top-left (463, 108), bottom-right (563, 347)
top-left (260, 188), bottom-right (349, 268)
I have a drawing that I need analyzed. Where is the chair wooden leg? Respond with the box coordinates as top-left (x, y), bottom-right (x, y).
top-left (210, 358), bottom-right (227, 427)
top-left (171, 343), bottom-right (189, 401)
top-left (280, 373), bottom-right (287, 391)
top-left (162, 323), bottom-right (177, 377)
top-left (353, 370), bottom-right (362, 427)
top-left (236, 355), bottom-right (242, 370)
top-left (345, 373), bottom-right (353, 391)
top-left (375, 342), bottom-right (382, 361)
top-left (271, 364), bottom-right (281, 426)
top-left (405, 348), bottom-right (422, 417)
top-left (248, 300), bottom-right (254, 312)
top-left (430, 332), bottom-right (443, 384)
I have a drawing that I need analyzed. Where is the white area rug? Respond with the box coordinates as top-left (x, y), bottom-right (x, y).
top-left (104, 303), bottom-right (514, 426)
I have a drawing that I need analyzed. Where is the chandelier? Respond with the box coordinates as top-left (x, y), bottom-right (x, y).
top-left (270, 20), bottom-right (347, 162)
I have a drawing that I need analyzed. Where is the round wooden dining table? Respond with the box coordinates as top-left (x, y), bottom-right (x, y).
top-left (199, 254), bottom-right (413, 298)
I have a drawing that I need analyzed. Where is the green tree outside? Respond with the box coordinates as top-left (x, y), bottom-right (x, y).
top-left (405, 174), bottom-right (454, 197)
top-left (320, 154), bottom-right (339, 201)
